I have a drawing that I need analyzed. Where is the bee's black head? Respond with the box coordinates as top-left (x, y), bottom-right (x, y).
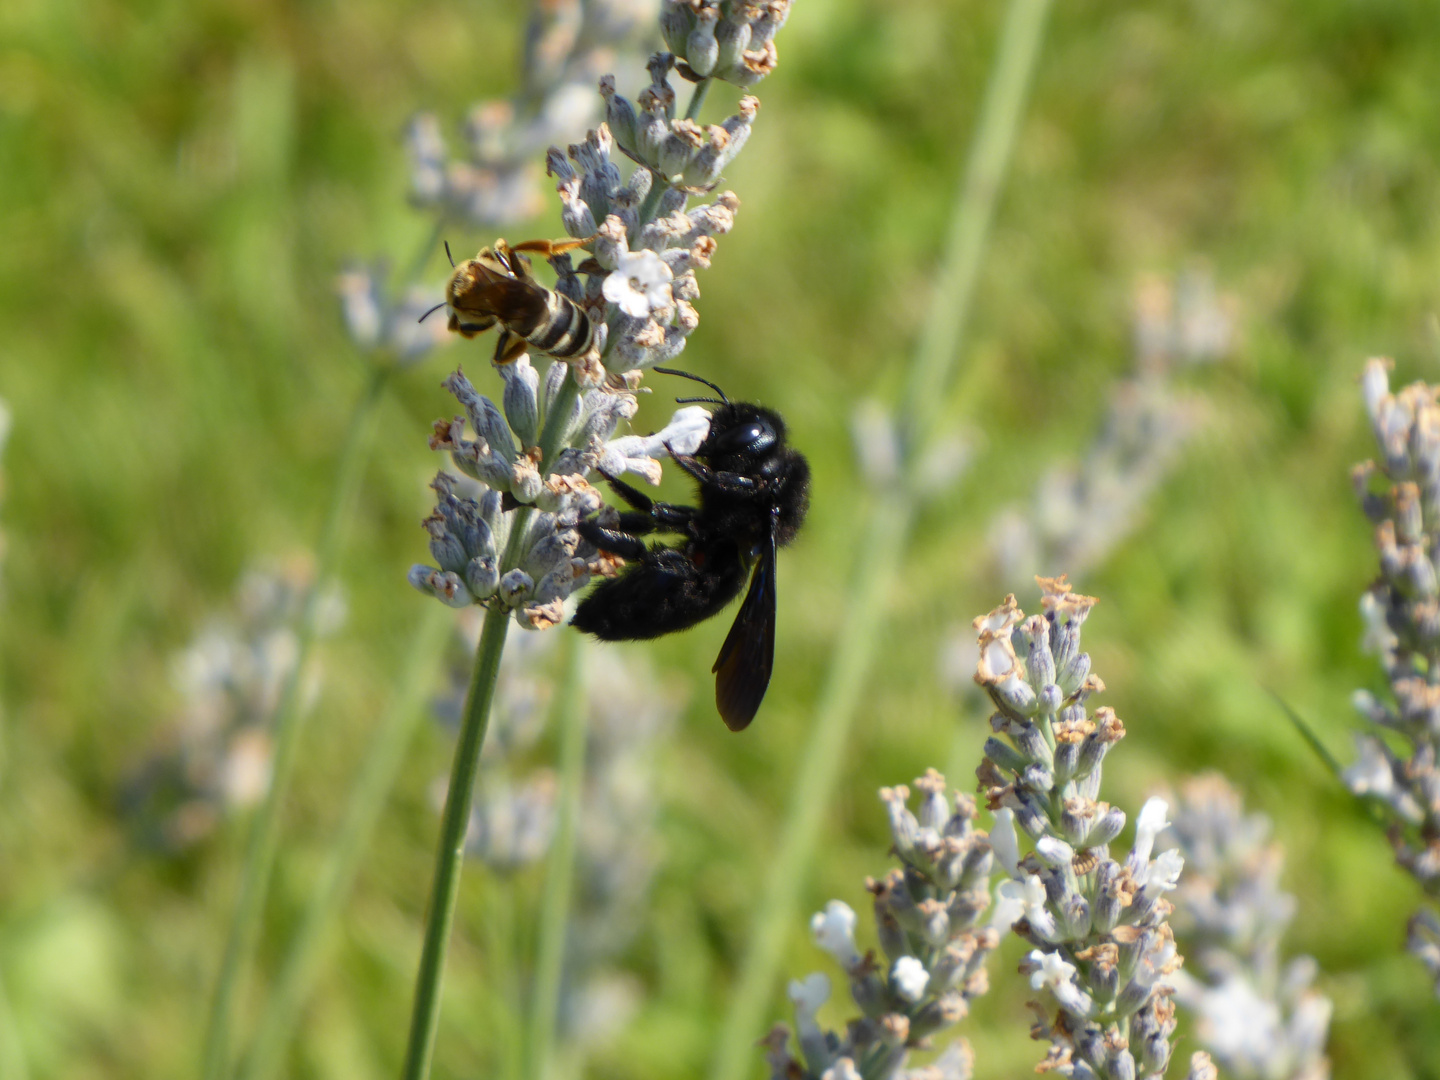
top-left (700, 403), bottom-right (787, 464)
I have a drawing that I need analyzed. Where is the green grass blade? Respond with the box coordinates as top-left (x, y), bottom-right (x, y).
top-left (202, 362), bottom-right (390, 1080)
top-left (235, 602), bottom-right (453, 1080)
top-left (526, 636), bottom-right (588, 1080)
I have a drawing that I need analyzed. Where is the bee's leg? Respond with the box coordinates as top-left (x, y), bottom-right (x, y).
top-left (577, 519), bottom-right (651, 561)
top-left (614, 512), bottom-right (660, 534)
top-left (600, 472), bottom-right (656, 512)
top-left (450, 312), bottom-right (498, 339)
top-left (601, 471), bottom-right (700, 528)
top-left (511, 237), bottom-right (593, 258)
top-left (668, 452), bottom-right (759, 494)
top-left (493, 329), bottom-right (529, 364)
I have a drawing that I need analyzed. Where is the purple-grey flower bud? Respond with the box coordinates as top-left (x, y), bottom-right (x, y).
top-left (686, 5), bottom-right (720, 76)
top-left (598, 75), bottom-right (639, 154)
top-left (659, 3), bottom-right (693, 56)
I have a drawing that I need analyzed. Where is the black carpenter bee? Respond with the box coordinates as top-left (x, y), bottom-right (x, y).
top-left (433, 236), bottom-right (595, 365)
top-left (571, 370), bottom-right (811, 732)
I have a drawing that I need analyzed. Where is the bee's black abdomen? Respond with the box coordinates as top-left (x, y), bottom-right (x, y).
top-left (571, 548), bottom-right (746, 641)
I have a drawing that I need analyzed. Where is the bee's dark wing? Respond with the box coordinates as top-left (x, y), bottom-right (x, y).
top-left (711, 524), bottom-right (777, 732)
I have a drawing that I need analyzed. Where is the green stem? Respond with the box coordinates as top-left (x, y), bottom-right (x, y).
top-left (635, 177), bottom-right (667, 236)
top-left (526, 637), bottom-right (588, 1080)
top-left (202, 362), bottom-right (390, 1080)
top-left (0, 962), bottom-right (29, 1080)
top-left (707, 1), bottom-right (1052, 1077)
top-left (400, 602), bottom-right (512, 1080)
top-left (398, 360), bottom-right (583, 1080)
top-left (684, 77), bottom-right (712, 122)
top-left (235, 602), bottom-right (454, 1080)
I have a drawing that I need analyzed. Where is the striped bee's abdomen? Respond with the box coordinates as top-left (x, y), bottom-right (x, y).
top-left (516, 290), bottom-right (593, 359)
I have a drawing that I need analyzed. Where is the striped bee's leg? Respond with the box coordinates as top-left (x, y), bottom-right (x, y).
top-left (449, 312), bottom-right (497, 339)
top-left (494, 328), bottom-right (529, 364)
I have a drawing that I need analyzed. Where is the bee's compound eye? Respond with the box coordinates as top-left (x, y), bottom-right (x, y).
top-left (712, 419), bottom-right (776, 455)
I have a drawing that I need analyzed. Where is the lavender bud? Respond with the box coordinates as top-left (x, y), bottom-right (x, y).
top-left (659, 2), bottom-right (694, 56)
top-left (714, 12), bottom-right (752, 73)
top-left (658, 185), bottom-right (689, 217)
top-left (994, 674), bottom-right (1038, 715)
top-left (718, 95), bottom-right (759, 166)
top-left (686, 5), bottom-right (720, 76)
top-left (445, 370), bottom-right (518, 465)
top-left (464, 556), bottom-right (498, 599)
top-left (598, 75), bottom-right (639, 154)
top-left (497, 354), bottom-right (540, 446)
top-left (658, 119), bottom-right (705, 179)
top-left (1086, 805), bottom-right (1126, 847)
top-left (752, 0), bottom-right (791, 44)
top-left (880, 785), bottom-right (917, 857)
top-left (682, 125), bottom-right (730, 188)
top-left (558, 180), bottom-right (597, 238)
top-left (408, 565), bottom-right (474, 608)
top-left (499, 568), bottom-right (533, 607)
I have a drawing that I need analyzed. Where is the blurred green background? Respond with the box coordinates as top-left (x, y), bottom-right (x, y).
top-left (3, 0), bottom-right (1440, 1076)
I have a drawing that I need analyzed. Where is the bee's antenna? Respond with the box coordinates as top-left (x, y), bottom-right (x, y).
top-left (673, 395), bottom-right (727, 406)
top-left (444, 241), bottom-right (456, 268)
top-left (652, 366), bottom-right (729, 404)
top-left (418, 302), bottom-right (447, 323)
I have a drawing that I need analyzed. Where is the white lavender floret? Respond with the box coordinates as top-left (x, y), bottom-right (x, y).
top-left (1158, 774), bottom-right (1331, 1080)
top-left (974, 579), bottom-right (1187, 1078)
top-left (1346, 357), bottom-right (1440, 996)
top-left (765, 770), bottom-right (997, 1080)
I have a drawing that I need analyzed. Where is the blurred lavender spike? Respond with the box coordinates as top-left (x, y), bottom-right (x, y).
top-left (941, 269), bottom-right (1233, 702)
top-left (991, 267), bottom-right (1234, 587)
top-left (120, 561), bottom-right (345, 852)
top-left (406, 0), bottom-right (659, 229)
top-left (765, 769), bottom-right (996, 1080)
top-left (1160, 773), bottom-right (1332, 1080)
top-left (336, 263), bottom-right (453, 368)
top-left (973, 578), bottom-right (1187, 1077)
top-left (1345, 357), bottom-right (1440, 997)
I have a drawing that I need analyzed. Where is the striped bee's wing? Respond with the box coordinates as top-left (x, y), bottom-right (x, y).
top-left (451, 275), bottom-right (549, 325)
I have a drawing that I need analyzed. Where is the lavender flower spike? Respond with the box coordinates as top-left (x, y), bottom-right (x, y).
top-left (405, 0), bottom-right (657, 229)
top-left (1160, 774), bottom-right (1331, 1080)
top-left (1346, 357), bottom-right (1440, 997)
top-left (408, 365), bottom-right (712, 629)
top-left (336, 264), bottom-right (452, 368)
top-left (765, 769), bottom-right (997, 1080)
top-left (974, 578), bottom-right (1187, 1078)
